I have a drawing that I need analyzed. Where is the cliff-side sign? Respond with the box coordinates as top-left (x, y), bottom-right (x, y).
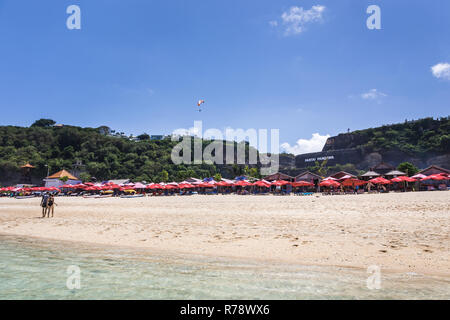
top-left (305, 155), bottom-right (335, 163)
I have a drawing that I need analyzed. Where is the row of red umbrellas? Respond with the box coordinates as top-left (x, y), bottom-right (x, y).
top-left (319, 174), bottom-right (450, 188)
top-left (0, 186), bottom-right (61, 192)
top-left (2, 174), bottom-right (448, 192)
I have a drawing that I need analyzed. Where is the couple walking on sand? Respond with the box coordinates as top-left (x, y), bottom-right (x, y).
top-left (40, 192), bottom-right (56, 218)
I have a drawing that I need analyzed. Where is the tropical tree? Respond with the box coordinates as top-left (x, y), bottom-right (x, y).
top-left (31, 119), bottom-right (56, 127)
top-left (397, 162), bottom-right (419, 176)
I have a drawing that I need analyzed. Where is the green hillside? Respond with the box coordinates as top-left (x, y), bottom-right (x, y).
top-left (0, 119), bottom-right (258, 183)
top-left (325, 117), bottom-right (450, 156)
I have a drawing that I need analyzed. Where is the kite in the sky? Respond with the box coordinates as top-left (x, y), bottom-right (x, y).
top-left (197, 99), bottom-right (205, 112)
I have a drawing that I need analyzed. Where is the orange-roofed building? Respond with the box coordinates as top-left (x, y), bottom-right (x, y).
top-left (44, 169), bottom-right (81, 188)
top-left (21, 163), bottom-right (36, 169)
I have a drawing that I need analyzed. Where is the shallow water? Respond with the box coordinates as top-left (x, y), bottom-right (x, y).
top-left (0, 234), bottom-right (448, 299)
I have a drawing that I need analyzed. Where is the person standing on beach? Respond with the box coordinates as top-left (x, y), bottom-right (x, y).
top-left (40, 192), bottom-right (49, 217)
top-left (47, 194), bottom-right (55, 218)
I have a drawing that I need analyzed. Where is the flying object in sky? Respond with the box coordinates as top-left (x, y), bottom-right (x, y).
top-left (197, 100), bottom-right (205, 112)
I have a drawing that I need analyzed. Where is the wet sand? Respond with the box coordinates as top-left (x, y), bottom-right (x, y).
top-left (0, 191), bottom-right (449, 276)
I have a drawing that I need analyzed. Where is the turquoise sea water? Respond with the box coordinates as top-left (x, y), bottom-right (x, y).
top-left (0, 234), bottom-right (449, 300)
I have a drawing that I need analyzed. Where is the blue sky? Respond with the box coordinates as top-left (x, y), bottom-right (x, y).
top-left (0, 0), bottom-right (449, 154)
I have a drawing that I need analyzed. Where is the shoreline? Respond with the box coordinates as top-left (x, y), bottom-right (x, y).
top-left (0, 192), bottom-right (449, 277)
top-left (1, 231), bottom-right (449, 279)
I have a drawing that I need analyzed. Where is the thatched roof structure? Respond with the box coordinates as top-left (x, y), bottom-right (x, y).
top-left (47, 169), bottom-right (78, 180)
top-left (264, 172), bottom-right (294, 182)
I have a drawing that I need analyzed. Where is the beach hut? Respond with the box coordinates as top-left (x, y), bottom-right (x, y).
top-left (384, 170), bottom-right (407, 179)
top-left (329, 171), bottom-right (356, 180)
top-left (294, 172), bottom-right (322, 187)
top-left (360, 170), bottom-right (380, 181)
top-left (44, 170), bottom-right (81, 188)
top-left (263, 172), bottom-right (294, 182)
top-left (417, 165), bottom-right (450, 177)
top-left (372, 162), bottom-right (396, 176)
top-left (20, 163), bottom-right (35, 185)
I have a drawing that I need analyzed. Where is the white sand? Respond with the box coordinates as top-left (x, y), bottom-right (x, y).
top-left (0, 191), bottom-right (449, 276)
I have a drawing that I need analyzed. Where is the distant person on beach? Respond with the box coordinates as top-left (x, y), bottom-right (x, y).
top-left (46, 194), bottom-right (56, 218)
top-left (40, 192), bottom-right (49, 217)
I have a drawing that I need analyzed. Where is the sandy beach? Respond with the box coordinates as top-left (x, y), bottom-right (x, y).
top-left (0, 192), bottom-right (449, 276)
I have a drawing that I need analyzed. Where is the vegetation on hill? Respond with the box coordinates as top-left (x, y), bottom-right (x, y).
top-left (351, 117), bottom-right (450, 155)
top-left (0, 120), bottom-right (259, 183)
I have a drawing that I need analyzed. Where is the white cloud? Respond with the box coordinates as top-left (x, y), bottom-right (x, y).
top-left (280, 5), bottom-right (326, 36)
top-left (431, 62), bottom-right (450, 80)
top-left (360, 89), bottom-right (387, 100)
top-left (281, 133), bottom-right (330, 155)
top-left (269, 20), bottom-right (278, 27)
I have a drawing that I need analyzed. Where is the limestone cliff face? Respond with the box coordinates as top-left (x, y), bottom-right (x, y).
top-left (281, 127), bottom-right (450, 172)
top-left (322, 133), bottom-right (367, 152)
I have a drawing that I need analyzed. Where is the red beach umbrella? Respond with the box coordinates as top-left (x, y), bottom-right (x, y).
top-left (215, 181), bottom-right (232, 187)
top-left (234, 180), bottom-right (252, 187)
top-left (179, 183), bottom-right (195, 189)
top-left (271, 180), bottom-right (291, 186)
top-left (341, 178), bottom-right (367, 187)
top-left (421, 174), bottom-right (449, 181)
top-left (292, 181), bottom-right (314, 187)
top-left (319, 180), bottom-right (341, 187)
top-left (391, 176), bottom-right (416, 183)
top-left (198, 183), bottom-right (215, 188)
top-left (369, 177), bottom-right (391, 185)
top-left (253, 180), bottom-right (272, 187)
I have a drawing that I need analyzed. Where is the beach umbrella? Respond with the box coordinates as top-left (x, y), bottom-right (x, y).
top-left (319, 180), bottom-right (341, 187)
top-left (100, 185), bottom-right (114, 190)
top-left (341, 178), bottom-right (367, 187)
top-left (271, 180), bottom-right (291, 186)
top-left (133, 182), bottom-right (147, 189)
top-left (369, 177), bottom-right (391, 185)
top-left (411, 173), bottom-right (426, 179)
top-left (148, 184), bottom-right (163, 189)
top-left (339, 175), bottom-right (353, 180)
top-left (198, 182), bottom-right (215, 188)
top-left (179, 183), bottom-right (195, 189)
top-left (292, 181), bottom-right (314, 187)
top-left (32, 187), bottom-right (47, 191)
top-left (215, 181), bottom-right (232, 187)
top-left (253, 180), bottom-right (271, 187)
top-left (421, 174), bottom-right (449, 181)
top-left (391, 176), bottom-right (416, 183)
top-left (164, 184), bottom-right (179, 190)
top-left (234, 180), bottom-right (252, 187)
